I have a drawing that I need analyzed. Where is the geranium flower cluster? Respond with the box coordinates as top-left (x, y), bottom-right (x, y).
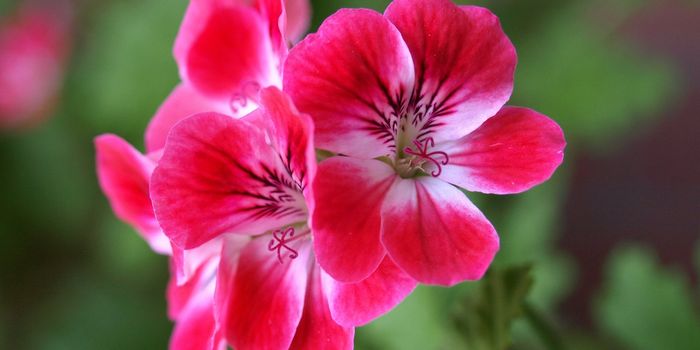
top-left (96, 0), bottom-right (565, 349)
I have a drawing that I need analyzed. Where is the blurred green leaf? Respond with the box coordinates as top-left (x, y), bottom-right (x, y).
top-left (494, 174), bottom-right (575, 312)
top-left (512, 3), bottom-right (676, 151)
top-left (356, 286), bottom-right (454, 350)
top-left (451, 265), bottom-right (534, 350)
top-left (69, 0), bottom-right (184, 144)
top-left (27, 269), bottom-right (170, 350)
top-left (595, 245), bottom-right (700, 350)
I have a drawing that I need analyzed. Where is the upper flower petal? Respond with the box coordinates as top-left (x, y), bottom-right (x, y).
top-left (221, 236), bottom-right (310, 350)
top-left (439, 107), bottom-right (566, 194)
top-left (175, 1), bottom-right (276, 100)
top-left (381, 177), bottom-right (499, 286)
top-left (312, 157), bottom-right (396, 283)
top-left (250, 87), bottom-right (317, 202)
top-left (145, 83), bottom-right (228, 154)
top-left (284, 8), bottom-right (414, 158)
top-left (151, 112), bottom-right (307, 249)
top-left (94, 134), bottom-right (170, 254)
top-left (289, 264), bottom-right (354, 350)
top-left (323, 256), bottom-right (416, 327)
top-left (385, 1), bottom-right (516, 142)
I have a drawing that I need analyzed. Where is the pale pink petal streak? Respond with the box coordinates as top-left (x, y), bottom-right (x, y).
top-left (439, 107), bottom-right (566, 194)
top-left (381, 177), bottom-right (499, 286)
top-left (284, 9), bottom-right (415, 158)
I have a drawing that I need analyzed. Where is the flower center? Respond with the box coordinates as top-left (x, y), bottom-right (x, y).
top-left (395, 136), bottom-right (449, 178)
top-left (267, 226), bottom-right (310, 264)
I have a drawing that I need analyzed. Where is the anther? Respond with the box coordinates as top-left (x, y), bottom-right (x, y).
top-left (267, 227), bottom-right (298, 264)
top-left (403, 137), bottom-right (449, 177)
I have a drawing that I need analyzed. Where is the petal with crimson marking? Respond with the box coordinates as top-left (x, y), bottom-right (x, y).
top-left (284, 8), bottom-right (414, 158)
top-left (385, 0), bottom-right (516, 142)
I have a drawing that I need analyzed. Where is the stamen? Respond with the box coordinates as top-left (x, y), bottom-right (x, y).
top-left (403, 137), bottom-right (449, 177)
top-left (267, 227), bottom-right (307, 264)
top-left (229, 81), bottom-right (261, 113)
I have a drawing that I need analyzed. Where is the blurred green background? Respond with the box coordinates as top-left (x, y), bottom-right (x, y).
top-left (1, 0), bottom-right (698, 349)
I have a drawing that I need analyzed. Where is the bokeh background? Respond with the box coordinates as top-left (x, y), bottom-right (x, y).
top-left (0, 0), bottom-right (698, 349)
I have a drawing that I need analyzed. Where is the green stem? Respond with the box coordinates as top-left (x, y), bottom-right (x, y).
top-left (522, 302), bottom-right (566, 350)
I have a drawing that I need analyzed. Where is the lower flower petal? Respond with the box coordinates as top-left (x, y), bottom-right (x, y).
top-left (289, 264), bottom-right (354, 350)
top-left (94, 134), bottom-right (170, 254)
top-left (439, 107), bottom-right (566, 194)
top-left (312, 157), bottom-right (396, 283)
top-left (221, 237), bottom-right (310, 350)
top-left (323, 256), bottom-right (416, 327)
top-left (169, 291), bottom-right (225, 350)
top-left (381, 177), bottom-right (499, 286)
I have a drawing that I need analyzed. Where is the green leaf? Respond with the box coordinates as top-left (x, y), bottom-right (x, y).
top-left (595, 245), bottom-right (700, 350)
top-left (68, 0), bottom-right (185, 144)
top-left (451, 265), bottom-right (535, 350)
top-left (493, 174), bottom-right (576, 312)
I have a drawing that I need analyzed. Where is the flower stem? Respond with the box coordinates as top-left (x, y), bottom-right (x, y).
top-left (522, 302), bottom-right (566, 350)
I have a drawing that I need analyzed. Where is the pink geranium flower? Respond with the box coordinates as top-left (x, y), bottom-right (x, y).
top-left (0, 1), bottom-right (71, 129)
top-left (150, 0), bottom-right (311, 137)
top-left (284, 0), bottom-right (566, 286)
top-left (151, 87), bottom-right (416, 348)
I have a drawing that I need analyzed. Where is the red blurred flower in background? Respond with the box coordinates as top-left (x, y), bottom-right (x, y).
top-left (0, 1), bottom-right (71, 129)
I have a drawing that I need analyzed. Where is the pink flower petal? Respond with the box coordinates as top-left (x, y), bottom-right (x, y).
top-left (169, 289), bottom-right (225, 350)
top-left (385, 1), bottom-right (516, 142)
top-left (221, 237), bottom-right (310, 350)
top-left (440, 107), bottom-right (566, 194)
top-left (381, 177), bottom-right (499, 286)
top-left (145, 83), bottom-right (228, 154)
top-left (255, 0), bottom-right (286, 59)
top-left (94, 134), bottom-right (170, 254)
top-left (284, 8), bottom-right (414, 158)
top-left (255, 87), bottom-right (317, 201)
top-left (289, 264), bottom-right (354, 350)
top-left (312, 157), bottom-right (395, 282)
top-left (175, 2), bottom-right (275, 100)
top-left (170, 238), bottom-right (223, 285)
top-left (151, 113), bottom-right (308, 249)
top-left (284, 0), bottom-right (311, 43)
top-left (323, 257), bottom-right (416, 327)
